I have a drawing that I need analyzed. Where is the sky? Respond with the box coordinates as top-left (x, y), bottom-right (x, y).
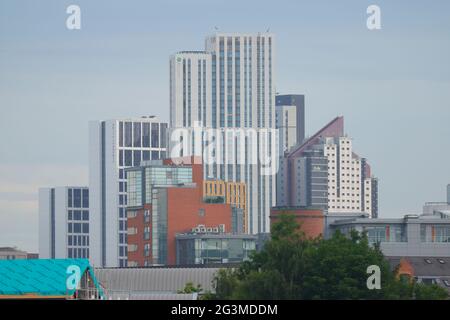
top-left (0, 0), bottom-right (449, 252)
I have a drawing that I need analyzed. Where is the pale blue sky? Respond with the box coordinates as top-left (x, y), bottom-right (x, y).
top-left (1, 0), bottom-right (449, 252)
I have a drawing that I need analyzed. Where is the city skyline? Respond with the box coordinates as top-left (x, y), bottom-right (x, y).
top-left (1, 0), bottom-right (450, 252)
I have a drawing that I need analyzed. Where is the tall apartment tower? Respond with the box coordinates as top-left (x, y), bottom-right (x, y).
top-left (89, 117), bottom-right (168, 267)
top-left (277, 116), bottom-right (378, 218)
top-left (39, 187), bottom-right (90, 259)
top-left (169, 33), bottom-right (276, 234)
top-left (170, 51), bottom-right (212, 128)
top-left (276, 94), bottom-right (305, 150)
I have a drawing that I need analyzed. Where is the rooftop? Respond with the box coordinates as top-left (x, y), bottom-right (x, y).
top-left (0, 259), bottom-right (102, 298)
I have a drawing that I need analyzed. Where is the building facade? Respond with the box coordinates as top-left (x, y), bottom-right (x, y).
top-left (89, 117), bottom-right (168, 267)
top-left (270, 207), bottom-right (324, 239)
top-left (39, 186), bottom-right (90, 259)
top-left (0, 247), bottom-right (28, 260)
top-left (169, 33), bottom-right (276, 235)
top-left (422, 185), bottom-right (450, 215)
top-left (203, 180), bottom-right (247, 232)
top-left (126, 157), bottom-right (244, 267)
top-left (176, 232), bottom-right (257, 265)
top-left (327, 212), bottom-right (450, 257)
top-left (276, 94), bottom-right (305, 151)
top-left (277, 116), bottom-right (378, 218)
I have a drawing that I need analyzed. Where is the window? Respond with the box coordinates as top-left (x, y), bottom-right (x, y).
top-left (125, 122), bottom-right (132, 147)
top-left (82, 189), bottom-right (89, 208)
top-left (143, 123), bottom-right (150, 147)
top-left (151, 123), bottom-right (159, 148)
top-left (68, 189), bottom-right (73, 207)
top-left (73, 223), bottom-right (81, 233)
top-left (133, 122), bottom-right (141, 147)
top-left (125, 150), bottom-right (132, 167)
top-left (144, 210), bottom-right (150, 223)
top-left (74, 210), bottom-right (81, 220)
top-left (144, 226), bottom-right (150, 240)
top-left (73, 189), bottom-right (81, 208)
top-left (144, 244), bottom-right (150, 256)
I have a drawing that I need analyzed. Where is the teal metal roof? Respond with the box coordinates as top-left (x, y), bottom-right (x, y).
top-left (0, 259), bottom-right (102, 297)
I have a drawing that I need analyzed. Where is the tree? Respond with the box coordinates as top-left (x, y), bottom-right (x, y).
top-left (413, 282), bottom-right (448, 300)
top-left (206, 214), bottom-right (448, 300)
top-left (178, 282), bottom-right (203, 294)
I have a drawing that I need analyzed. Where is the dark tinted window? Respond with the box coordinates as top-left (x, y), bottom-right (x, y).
top-left (73, 189), bottom-right (81, 207)
top-left (82, 189), bottom-right (89, 208)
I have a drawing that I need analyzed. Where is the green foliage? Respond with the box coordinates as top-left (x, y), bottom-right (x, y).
top-left (178, 282), bottom-right (203, 294)
top-left (414, 282), bottom-right (449, 300)
top-left (205, 213), bottom-right (449, 300)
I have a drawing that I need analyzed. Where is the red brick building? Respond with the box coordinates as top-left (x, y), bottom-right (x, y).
top-left (127, 157), bottom-right (242, 266)
top-left (270, 207), bottom-right (324, 239)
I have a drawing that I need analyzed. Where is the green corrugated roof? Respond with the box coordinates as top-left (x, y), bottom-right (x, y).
top-left (0, 259), bottom-right (102, 297)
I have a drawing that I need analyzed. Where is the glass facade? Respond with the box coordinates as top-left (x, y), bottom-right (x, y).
top-left (127, 166), bottom-right (193, 207)
top-left (176, 236), bottom-right (256, 265)
top-left (115, 119), bottom-right (166, 267)
top-left (421, 225), bottom-right (450, 243)
top-left (67, 187), bottom-right (89, 259)
top-left (339, 224), bottom-right (407, 244)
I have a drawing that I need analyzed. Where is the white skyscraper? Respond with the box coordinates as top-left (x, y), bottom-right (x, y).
top-left (89, 117), bottom-right (168, 267)
top-left (169, 33), bottom-right (277, 234)
top-left (323, 136), bottom-right (375, 216)
top-left (39, 186), bottom-right (90, 259)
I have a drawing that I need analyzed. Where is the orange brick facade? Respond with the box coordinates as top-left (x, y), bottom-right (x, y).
top-left (270, 208), bottom-right (324, 239)
top-left (203, 180), bottom-right (247, 232)
top-left (127, 157), bottom-right (236, 266)
top-left (395, 258), bottom-right (415, 279)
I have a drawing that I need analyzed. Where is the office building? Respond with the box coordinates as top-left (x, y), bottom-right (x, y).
top-left (327, 211), bottom-right (450, 257)
top-left (276, 94), bottom-right (305, 151)
top-left (277, 116), bottom-right (378, 218)
top-left (89, 117), bottom-right (168, 267)
top-left (169, 33), bottom-right (276, 235)
top-left (39, 187), bottom-right (90, 259)
top-left (423, 185), bottom-right (450, 215)
top-left (126, 157), bottom-right (245, 266)
top-left (176, 232), bottom-right (257, 265)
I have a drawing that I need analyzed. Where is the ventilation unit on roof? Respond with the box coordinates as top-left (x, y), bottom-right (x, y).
top-left (424, 259), bottom-right (432, 264)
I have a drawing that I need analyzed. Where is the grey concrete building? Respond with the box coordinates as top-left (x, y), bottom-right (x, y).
top-left (275, 94), bottom-right (305, 146)
top-left (327, 212), bottom-right (450, 257)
